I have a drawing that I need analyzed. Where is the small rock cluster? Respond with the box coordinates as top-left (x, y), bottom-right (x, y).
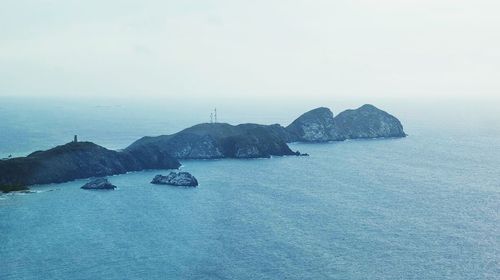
top-left (81, 172), bottom-right (199, 190)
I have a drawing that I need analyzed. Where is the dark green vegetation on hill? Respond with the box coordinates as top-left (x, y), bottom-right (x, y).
top-left (0, 184), bottom-right (29, 193)
top-left (127, 123), bottom-right (298, 159)
top-left (0, 104), bottom-right (405, 189)
top-left (0, 142), bottom-right (180, 189)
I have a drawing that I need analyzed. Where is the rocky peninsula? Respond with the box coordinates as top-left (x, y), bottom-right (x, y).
top-left (0, 141), bottom-right (180, 190)
top-left (0, 104), bottom-right (405, 190)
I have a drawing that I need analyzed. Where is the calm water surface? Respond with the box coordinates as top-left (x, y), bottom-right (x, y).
top-left (0, 98), bottom-right (499, 279)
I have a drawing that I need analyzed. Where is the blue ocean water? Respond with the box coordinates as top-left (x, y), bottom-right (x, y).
top-left (0, 97), bottom-right (499, 279)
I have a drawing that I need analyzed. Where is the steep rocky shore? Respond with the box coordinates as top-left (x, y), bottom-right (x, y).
top-left (127, 123), bottom-right (300, 159)
top-left (286, 107), bottom-right (336, 142)
top-left (0, 141), bottom-right (180, 188)
top-left (0, 104), bottom-right (405, 189)
top-left (286, 104), bottom-right (406, 142)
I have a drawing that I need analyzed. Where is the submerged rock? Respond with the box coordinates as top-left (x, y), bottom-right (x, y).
top-left (151, 172), bottom-right (198, 187)
top-left (17, 190), bottom-right (36, 194)
top-left (81, 178), bottom-right (116, 190)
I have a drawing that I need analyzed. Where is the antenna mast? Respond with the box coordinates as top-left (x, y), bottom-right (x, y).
top-left (214, 108), bottom-right (217, 123)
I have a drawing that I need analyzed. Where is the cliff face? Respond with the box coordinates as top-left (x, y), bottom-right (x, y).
top-left (286, 107), bottom-right (336, 142)
top-left (286, 104), bottom-right (406, 142)
top-left (127, 123), bottom-right (298, 159)
top-left (331, 104), bottom-right (406, 140)
top-left (121, 105), bottom-right (406, 160)
top-left (0, 142), bottom-right (180, 188)
top-left (0, 104), bottom-right (406, 188)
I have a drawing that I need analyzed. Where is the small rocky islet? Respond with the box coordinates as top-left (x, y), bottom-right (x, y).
top-left (0, 104), bottom-right (406, 191)
top-left (81, 178), bottom-right (117, 190)
top-left (151, 172), bottom-right (199, 187)
top-left (79, 172), bottom-right (198, 191)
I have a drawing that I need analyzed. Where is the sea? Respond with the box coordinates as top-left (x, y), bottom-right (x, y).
top-left (0, 96), bottom-right (499, 279)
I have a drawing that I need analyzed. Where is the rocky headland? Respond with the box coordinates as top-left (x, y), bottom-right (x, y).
top-left (0, 104), bottom-right (405, 189)
top-left (0, 141), bottom-right (180, 189)
top-left (127, 123), bottom-right (299, 159)
top-left (285, 104), bottom-right (406, 142)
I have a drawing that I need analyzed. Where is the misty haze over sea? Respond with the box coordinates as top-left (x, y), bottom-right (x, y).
top-left (1, 0), bottom-right (499, 278)
top-left (1, 96), bottom-right (498, 157)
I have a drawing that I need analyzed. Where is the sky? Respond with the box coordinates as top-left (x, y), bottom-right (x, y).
top-left (0, 0), bottom-right (499, 102)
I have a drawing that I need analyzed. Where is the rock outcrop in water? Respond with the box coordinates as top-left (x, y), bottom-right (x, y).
top-left (0, 141), bottom-right (180, 188)
top-left (286, 104), bottom-right (406, 142)
top-left (81, 178), bottom-right (117, 190)
top-left (151, 172), bottom-right (198, 187)
top-left (127, 123), bottom-right (300, 159)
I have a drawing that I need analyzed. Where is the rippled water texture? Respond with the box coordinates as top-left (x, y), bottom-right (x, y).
top-left (1, 98), bottom-right (499, 279)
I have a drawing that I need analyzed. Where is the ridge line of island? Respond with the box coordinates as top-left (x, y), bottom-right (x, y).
top-left (0, 104), bottom-right (406, 192)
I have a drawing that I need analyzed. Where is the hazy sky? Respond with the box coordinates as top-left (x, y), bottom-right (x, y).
top-left (1, 0), bottom-right (499, 101)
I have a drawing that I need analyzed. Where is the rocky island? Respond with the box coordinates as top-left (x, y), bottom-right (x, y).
top-left (81, 178), bottom-right (117, 190)
top-left (151, 172), bottom-right (199, 187)
top-left (0, 104), bottom-right (405, 190)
